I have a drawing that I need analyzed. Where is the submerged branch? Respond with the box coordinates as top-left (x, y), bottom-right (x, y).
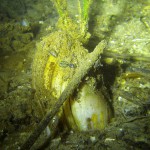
top-left (20, 40), bottom-right (106, 150)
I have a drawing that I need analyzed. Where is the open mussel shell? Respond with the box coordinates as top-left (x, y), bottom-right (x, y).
top-left (32, 31), bottom-right (112, 131)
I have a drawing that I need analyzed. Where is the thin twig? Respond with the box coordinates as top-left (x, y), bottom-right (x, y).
top-left (20, 40), bottom-right (106, 150)
top-left (102, 51), bottom-right (150, 62)
top-left (124, 116), bottom-right (150, 123)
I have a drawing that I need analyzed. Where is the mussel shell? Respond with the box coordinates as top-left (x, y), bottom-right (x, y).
top-left (32, 31), bottom-right (112, 131)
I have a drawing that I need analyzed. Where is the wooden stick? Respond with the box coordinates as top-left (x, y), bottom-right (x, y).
top-left (20, 40), bottom-right (106, 150)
